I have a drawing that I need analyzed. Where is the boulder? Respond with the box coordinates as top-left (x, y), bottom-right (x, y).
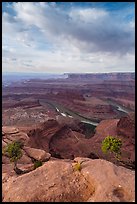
top-left (2, 127), bottom-right (30, 146)
top-left (75, 157), bottom-right (135, 202)
top-left (3, 158), bottom-right (135, 202)
top-left (2, 127), bottom-right (19, 134)
top-left (18, 152), bottom-right (33, 164)
top-left (2, 160), bottom-right (94, 202)
top-left (5, 132), bottom-right (30, 145)
top-left (23, 146), bottom-right (51, 162)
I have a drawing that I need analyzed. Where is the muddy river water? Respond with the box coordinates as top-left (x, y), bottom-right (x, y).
top-left (39, 99), bottom-right (131, 129)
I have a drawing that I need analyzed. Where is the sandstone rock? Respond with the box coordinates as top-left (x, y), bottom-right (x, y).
top-left (83, 119), bottom-right (119, 161)
top-left (2, 156), bottom-right (10, 164)
top-left (2, 173), bottom-right (9, 183)
top-left (17, 163), bottom-right (35, 172)
top-left (117, 112), bottom-right (135, 139)
top-left (2, 158), bottom-right (135, 202)
top-left (79, 159), bottom-right (135, 202)
top-left (88, 117), bottom-right (135, 169)
top-left (2, 138), bottom-right (12, 144)
top-left (18, 152), bottom-right (33, 164)
top-left (2, 140), bottom-right (7, 148)
top-left (6, 132), bottom-right (30, 145)
top-left (2, 127), bottom-right (19, 134)
top-left (2, 164), bottom-right (17, 182)
top-left (2, 127), bottom-right (30, 147)
top-left (27, 120), bottom-right (61, 151)
top-left (49, 126), bottom-right (94, 159)
top-left (75, 157), bottom-right (135, 202)
top-left (23, 146), bottom-right (51, 162)
top-left (117, 113), bottom-right (135, 162)
top-left (2, 160), bottom-right (94, 202)
top-left (2, 173), bottom-right (16, 184)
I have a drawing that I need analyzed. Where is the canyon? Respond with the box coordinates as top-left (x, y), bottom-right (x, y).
top-left (2, 72), bottom-right (135, 202)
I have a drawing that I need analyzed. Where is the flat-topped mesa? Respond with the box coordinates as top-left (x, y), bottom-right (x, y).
top-left (67, 72), bottom-right (135, 81)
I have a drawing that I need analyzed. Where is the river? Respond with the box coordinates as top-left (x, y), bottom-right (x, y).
top-left (39, 99), bottom-right (99, 127)
top-left (106, 99), bottom-right (131, 114)
top-left (39, 98), bottom-right (131, 128)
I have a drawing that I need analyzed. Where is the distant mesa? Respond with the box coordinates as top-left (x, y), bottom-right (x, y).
top-left (67, 72), bottom-right (135, 81)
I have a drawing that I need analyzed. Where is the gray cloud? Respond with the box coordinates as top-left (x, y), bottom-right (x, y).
top-left (10, 3), bottom-right (134, 54)
top-left (2, 2), bottom-right (135, 73)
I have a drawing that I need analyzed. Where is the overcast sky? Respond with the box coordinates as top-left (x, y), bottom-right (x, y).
top-left (2, 2), bottom-right (135, 73)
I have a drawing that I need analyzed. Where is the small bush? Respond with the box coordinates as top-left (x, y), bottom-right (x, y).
top-left (101, 136), bottom-right (122, 159)
top-left (4, 141), bottom-right (23, 162)
top-left (73, 162), bottom-right (82, 171)
top-left (15, 140), bottom-right (24, 148)
top-left (34, 160), bottom-right (42, 169)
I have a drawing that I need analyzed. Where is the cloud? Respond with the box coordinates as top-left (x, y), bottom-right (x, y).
top-left (2, 2), bottom-right (135, 73)
top-left (10, 2), bottom-right (134, 54)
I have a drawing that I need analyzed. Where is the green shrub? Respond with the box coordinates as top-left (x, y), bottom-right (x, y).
top-left (4, 141), bottom-right (23, 163)
top-left (34, 160), bottom-right (42, 169)
top-left (73, 161), bottom-right (82, 171)
top-left (101, 136), bottom-right (122, 159)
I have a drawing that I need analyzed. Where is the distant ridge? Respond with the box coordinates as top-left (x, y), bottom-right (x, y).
top-left (66, 72), bottom-right (135, 81)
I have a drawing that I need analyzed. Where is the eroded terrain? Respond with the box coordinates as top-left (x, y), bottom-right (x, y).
top-left (2, 73), bottom-right (135, 128)
top-left (2, 73), bottom-right (135, 202)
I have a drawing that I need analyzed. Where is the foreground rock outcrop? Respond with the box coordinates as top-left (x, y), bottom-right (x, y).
top-left (2, 126), bottom-right (51, 166)
top-left (2, 113), bottom-right (135, 169)
top-left (2, 123), bottom-right (135, 202)
top-left (2, 126), bottom-right (29, 146)
top-left (2, 158), bottom-right (135, 202)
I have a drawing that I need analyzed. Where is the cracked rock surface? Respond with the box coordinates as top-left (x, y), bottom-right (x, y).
top-left (2, 158), bottom-right (135, 202)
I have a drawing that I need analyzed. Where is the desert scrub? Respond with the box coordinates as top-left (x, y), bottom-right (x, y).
top-left (101, 136), bottom-right (122, 159)
top-left (73, 161), bottom-right (82, 171)
top-left (34, 160), bottom-right (43, 169)
top-left (4, 141), bottom-right (23, 163)
top-left (4, 141), bottom-right (24, 174)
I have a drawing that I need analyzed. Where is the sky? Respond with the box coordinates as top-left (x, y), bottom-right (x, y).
top-left (2, 2), bottom-right (135, 74)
